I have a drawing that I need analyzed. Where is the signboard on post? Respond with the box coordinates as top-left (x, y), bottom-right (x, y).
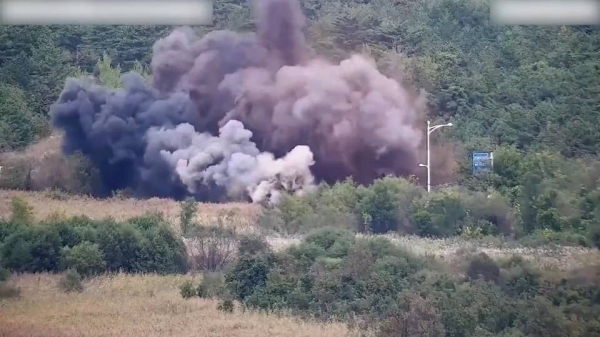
top-left (472, 152), bottom-right (493, 174)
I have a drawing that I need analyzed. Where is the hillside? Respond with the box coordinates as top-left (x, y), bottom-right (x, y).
top-left (1, 0), bottom-right (600, 335)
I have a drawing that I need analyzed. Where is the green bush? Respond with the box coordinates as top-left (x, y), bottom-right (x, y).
top-left (10, 196), bottom-right (34, 224)
top-left (43, 214), bottom-right (96, 248)
top-left (59, 269), bottom-right (84, 293)
top-left (465, 252), bottom-right (501, 284)
top-left (413, 190), bottom-right (468, 237)
top-left (356, 177), bottom-right (404, 233)
top-left (217, 299), bottom-right (234, 313)
top-left (520, 229), bottom-right (590, 247)
top-left (238, 235), bottom-right (271, 257)
top-left (262, 194), bottom-right (358, 235)
top-left (60, 241), bottom-right (106, 277)
top-left (94, 220), bottom-right (144, 272)
top-left (0, 225), bottom-right (62, 272)
top-left (0, 213), bottom-right (188, 275)
top-left (464, 191), bottom-right (516, 236)
top-left (0, 219), bottom-right (22, 242)
top-left (377, 293), bottom-right (445, 337)
top-left (179, 197), bottom-right (197, 235)
top-left (499, 256), bottom-right (541, 298)
top-left (225, 255), bottom-right (271, 303)
top-left (303, 228), bottom-right (356, 258)
top-left (316, 178), bottom-right (359, 214)
top-left (138, 224), bottom-right (188, 274)
top-left (180, 280), bottom-right (196, 299)
top-left (128, 212), bottom-right (168, 232)
top-left (197, 272), bottom-right (225, 299)
top-left (0, 83), bottom-right (47, 151)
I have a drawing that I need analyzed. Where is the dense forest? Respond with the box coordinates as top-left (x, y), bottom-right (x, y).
top-left (1, 0), bottom-right (599, 156)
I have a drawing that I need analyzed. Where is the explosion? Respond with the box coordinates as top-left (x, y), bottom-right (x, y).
top-left (50, 0), bottom-right (428, 204)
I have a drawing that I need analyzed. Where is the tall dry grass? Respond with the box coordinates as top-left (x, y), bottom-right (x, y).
top-left (0, 189), bottom-right (261, 233)
top-left (0, 273), bottom-right (350, 337)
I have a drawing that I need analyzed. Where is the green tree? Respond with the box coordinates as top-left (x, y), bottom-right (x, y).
top-left (0, 83), bottom-right (49, 150)
top-left (61, 241), bottom-right (106, 277)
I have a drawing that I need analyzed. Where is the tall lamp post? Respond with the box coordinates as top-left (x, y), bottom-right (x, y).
top-left (419, 120), bottom-right (453, 192)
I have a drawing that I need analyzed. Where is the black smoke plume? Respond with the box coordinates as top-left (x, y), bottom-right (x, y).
top-left (50, 0), bottom-right (429, 203)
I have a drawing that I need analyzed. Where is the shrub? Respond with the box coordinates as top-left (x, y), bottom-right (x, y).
top-left (180, 197), bottom-right (197, 235)
top-left (238, 235), bottom-right (271, 257)
top-left (44, 214), bottom-right (93, 248)
top-left (465, 252), bottom-right (501, 284)
top-left (1, 213), bottom-right (188, 275)
top-left (261, 204), bottom-right (358, 235)
top-left (0, 219), bottom-right (22, 242)
top-left (59, 269), bottom-right (84, 293)
top-left (180, 280), bottom-right (196, 299)
top-left (316, 178), bottom-right (359, 213)
top-left (303, 228), bottom-right (356, 257)
top-left (378, 294), bottom-right (445, 337)
top-left (520, 229), bottom-right (590, 247)
top-left (94, 220), bottom-right (144, 272)
top-left (277, 194), bottom-right (315, 228)
top-left (413, 190), bottom-right (468, 237)
top-left (356, 177), bottom-right (403, 233)
top-left (45, 188), bottom-right (70, 200)
top-left (10, 196), bottom-right (34, 224)
top-left (217, 299), bottom-right (235, 313)
top-left (187, 225), bottom-right (238, 272)
top-left (257, 179), bottom-right (363, 235)
top-left (197, 273), bottom-right (226, 299)
top-left (60, 241), bottom-right (106, 277)
top-left (516, 298), bottom-right (569, 337)
top-left (0, 225), bottom-right (62, 272)
top-left (465, 191), bottom-right (516, 236)
top-left (225, 255), bottom-right (271, 303)
top-left (214, 231), bottom-right (599, 335)
top-left (128, 212), bottom-right (168, 232)
top-left (499, 256), bottom-right (541, 298)
top-left (138, 224), bottom-right (188, 274)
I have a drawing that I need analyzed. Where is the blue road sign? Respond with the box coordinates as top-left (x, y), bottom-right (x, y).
top-left (473, 152), bottom-right (493, 174)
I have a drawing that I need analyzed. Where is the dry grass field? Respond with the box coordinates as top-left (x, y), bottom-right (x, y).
top-left (1, 189), bottom-right (600, 336)
top-left (0, 273), bottom-right (350, 337)
top-left (0, 189), bottom-right (261, 233)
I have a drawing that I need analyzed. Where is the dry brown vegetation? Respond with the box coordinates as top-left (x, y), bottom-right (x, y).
top-left (0, 273), bottom-right (350, 337)
top-left (0, 189), bottom-right (260, 232)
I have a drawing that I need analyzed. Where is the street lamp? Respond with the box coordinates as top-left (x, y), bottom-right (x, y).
top-left (419, 120), bottom-right (453, 192)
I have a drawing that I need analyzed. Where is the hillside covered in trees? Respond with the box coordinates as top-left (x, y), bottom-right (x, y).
top-left (0, 0), bottom-right (599, 243)
top-left (1, 0), bottom-right (599, 154)
top-left (1, 1), bottom-right (600, 335)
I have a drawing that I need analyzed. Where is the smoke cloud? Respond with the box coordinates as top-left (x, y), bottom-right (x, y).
top-left (50, 0), bottom-right (431, 203)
